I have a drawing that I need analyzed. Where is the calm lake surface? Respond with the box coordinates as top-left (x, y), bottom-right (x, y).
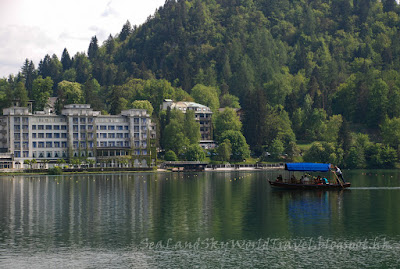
top-left (1, 170), bottom-right (400, 268)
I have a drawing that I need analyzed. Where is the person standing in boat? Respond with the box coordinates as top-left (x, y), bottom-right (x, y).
top-left (334, 166), bottom-right (345, 184)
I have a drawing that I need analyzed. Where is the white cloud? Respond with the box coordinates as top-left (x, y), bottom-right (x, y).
top-left (0, 0), bottom-right (165, 78)
top-left (101, 1), bottom-right (120, 18)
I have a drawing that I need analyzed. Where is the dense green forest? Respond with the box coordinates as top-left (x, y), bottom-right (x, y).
top-left (2, 0), bottom-right (400, 167)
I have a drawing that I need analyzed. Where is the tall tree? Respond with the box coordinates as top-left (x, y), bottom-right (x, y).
top-left (14, 82), bottom-right (28, 107)
top-left (183, 110), bottom-right (201, 144)
top-left (190, 84), bottom-right (220, 111)
top-left (61, 48), bottom-right (72, 71)
top-left (214, 108), bottom-right (242, 139)
top-left (56, 80), bottom-right (84, 110)
top-left (83, 78), bottom-right (103, 111)
top-left (119, 20), bottom-right (132, 41)
top-left (88, 36), bottom-right (99, 60)
top-left (32, 76), bottom-right (53, 111)
top-left (20, 59), bottom-right (36, 97)
top-left (243, 89), bottom-right (268, 154)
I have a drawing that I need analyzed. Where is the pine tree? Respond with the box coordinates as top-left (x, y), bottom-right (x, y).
top-left (119, 20), bottom-right (132, 41)
top-left (61, 48), bottom-right (72, 70)
top-left (21, 59), bottom-right (36, 97)
top-left (88, 36), bottom-right (99, 60)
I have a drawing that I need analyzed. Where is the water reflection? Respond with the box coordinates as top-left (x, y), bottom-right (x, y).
top-left (1, 171), bottom-right (400, 267)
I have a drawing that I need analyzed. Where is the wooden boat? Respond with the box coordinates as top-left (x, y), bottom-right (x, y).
top-left (268, 163), bottom-right (351, 190)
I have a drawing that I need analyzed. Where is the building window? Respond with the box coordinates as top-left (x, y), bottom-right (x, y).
top-left (23, 133), bottom-right (29, 140)
top-left (38, 133), bottom-right (44, 138)
top-left (108, 125), bottom-right (115, 130)
top-left (124, 133), bottom-right (129, 138)
top-left (14, 125), bottom-right (20, 131)
top-left (73, 118), bottom-right (78, 124)
top-left (54, 125), bottom-right (60, 130)
top-left (73, 142), bottom-right (78, 149)
top-left (109, 141), bottom-right (115, 147)
top-left (88, 125), bottom-right (93, 131)
top-left (46, 142), bottom-right (52, 148)
top-left (108, 133), bottom-right (115, 138)
top-left (46, 125), bottom-right (52, 130)
top-left (73, 125), bottom-right (78, 132)
top-left (80, 118), bottom-right (86, 124)
top-left (61, 125), bottom-right (67, 130)
top-left (101, 133), bottom-right (107, 138)
top-left (142, 150), bottom-right (147, 155)
top-left (80, 142), bottom-right (86, 148)
top-left (80, 125), bottom-right (86, 131)
top-left (46, 133), bottom-right (52, 138)
top-left (117, 141), bottom-right (123, 147)
top-left (47, 152), bottom-right (52, 158)
top-left (14, 142), bottom-right (20, 149)
top-left (39, 152), bottom-right (44, 158)
top-left (14, 133), bottom-right (20, 140)
top-left (23, 151), bottom-right (28, 158)
top-left (32, 152), bottom-right (36, 158)
top-left (14, 117), bottom-right (20, 123)
top-left (100, 125), bottom-right (106, 130)
top-left (117, 126), bottom-right (123, 130)
top-left (32, 125), bottom-right (36, 130)
top-left (38, 142), bottom-right (44, 148)
top-left (54, 133), bottom-right (60, 138)
top-left (88, 118), bottom-right (93, 123)
top-left (38, 125), bottom-right (44, 130)
top-left (54, 151), bottom-right (60, 158)
top-left (61, 133), bottom-right (67, 138)
top-left (100, 142), bottom-right (107, 147)
top-left (54, 142), bottom-right (60, 147)
top-left (124, 126), bottom-right (128, 130)
top-left (81, 133), bottom-right (86, 139)
top-left (73, 133), bottom-right (78, 139)
top-left (14, 151), bottom-right (21, 157)
top-left (62, 142), bottom-right (67, 148)
top-left (33, 142), bottom-right (37, 148)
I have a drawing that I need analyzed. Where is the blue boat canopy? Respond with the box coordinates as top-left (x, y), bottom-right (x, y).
top-left (285, 163), bottom-right (331, 172)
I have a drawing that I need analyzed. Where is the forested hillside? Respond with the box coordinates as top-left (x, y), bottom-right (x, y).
top-left (2, 0), bottom-right (400, 167)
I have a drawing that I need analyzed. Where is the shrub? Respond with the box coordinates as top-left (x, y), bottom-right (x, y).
top-left (48, 166), bottom-right (63, 175)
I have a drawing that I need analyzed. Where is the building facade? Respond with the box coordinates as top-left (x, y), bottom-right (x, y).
top-left (162, 99), bottom-right (215, 149)
top-left (0, 104), bottom-right (156, 169)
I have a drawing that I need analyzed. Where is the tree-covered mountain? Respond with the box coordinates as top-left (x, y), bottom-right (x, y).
top-left (2, 0), bottom-right (400, 167)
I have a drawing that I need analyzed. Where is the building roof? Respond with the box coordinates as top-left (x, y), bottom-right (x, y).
top-left (170, 101), bottom-right (212, 112)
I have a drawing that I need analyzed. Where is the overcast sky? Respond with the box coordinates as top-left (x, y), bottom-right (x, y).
top-left (0, 0), bottom-right (165, 78)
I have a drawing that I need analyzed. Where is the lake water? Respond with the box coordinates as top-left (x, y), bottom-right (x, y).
top-left (1, 170), bottom-right (400, 268)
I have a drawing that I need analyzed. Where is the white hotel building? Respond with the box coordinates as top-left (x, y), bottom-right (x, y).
top-left (0, 104), bottom-right (156, 169)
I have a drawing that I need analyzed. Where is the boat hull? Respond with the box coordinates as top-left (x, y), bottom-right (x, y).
top-left (268, 180), bottom-right (351, 190)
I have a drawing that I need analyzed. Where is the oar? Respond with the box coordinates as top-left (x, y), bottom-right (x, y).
top-left (332, 171), bottom-right (344, 188)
